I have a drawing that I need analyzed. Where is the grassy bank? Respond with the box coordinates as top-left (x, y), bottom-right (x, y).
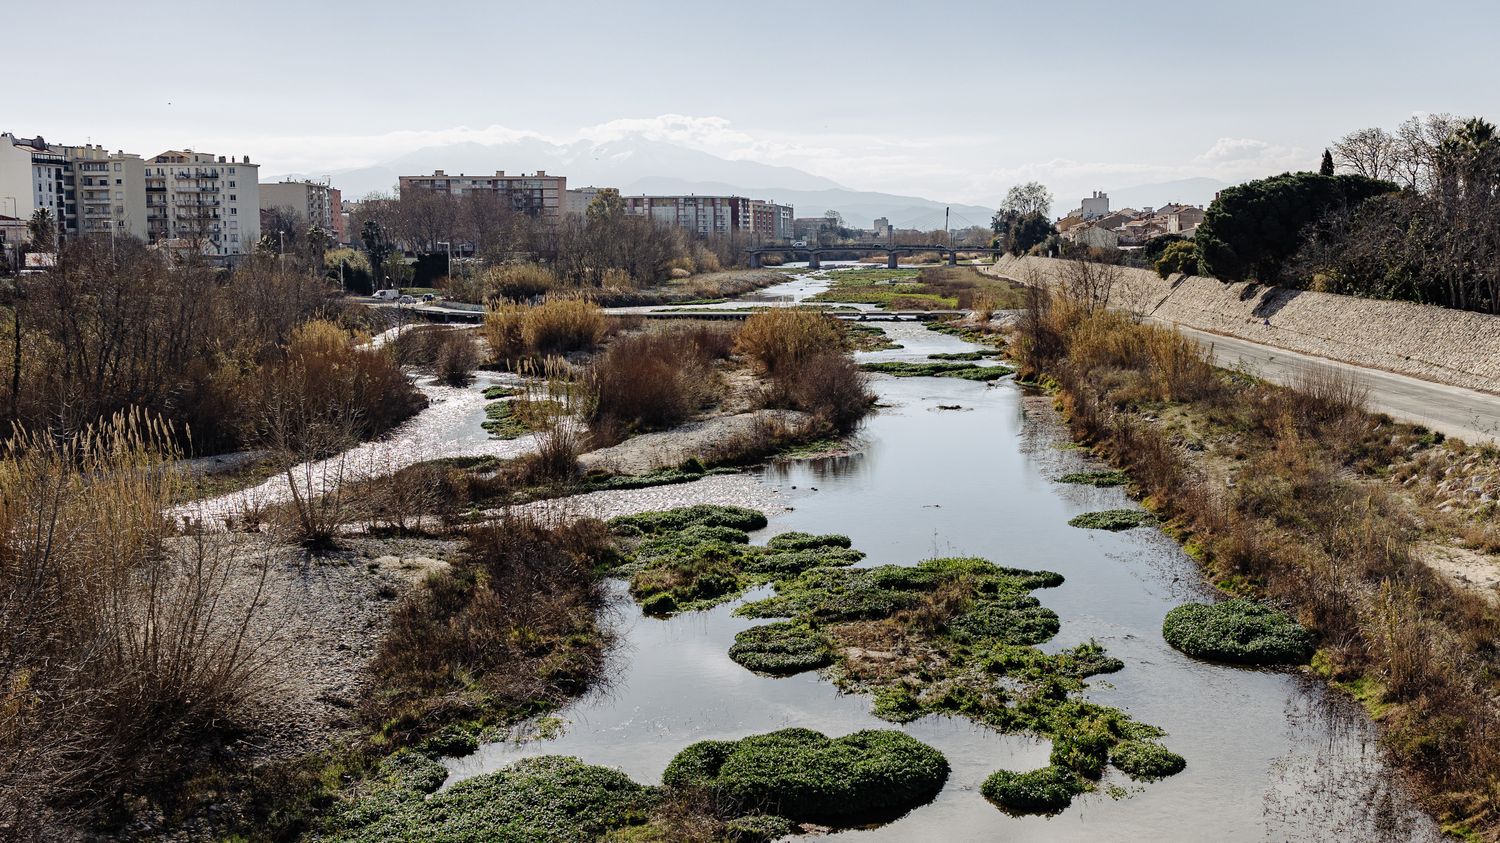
top-left (812, 265), bottom-right (1029, 311)
top-left (1012, 293), bottom-right (1500, 837)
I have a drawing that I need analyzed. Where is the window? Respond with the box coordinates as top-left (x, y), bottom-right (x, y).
top-left (228, 194), bottom-right (236, 201)
top-left (228, 167), bottom-right (236, 174)
top-left (114, 163), bottom-right (122, 172)
top-left (228, 180), bottom-right (235, 187)
top-left (230, 208), bottom-right (236, 215)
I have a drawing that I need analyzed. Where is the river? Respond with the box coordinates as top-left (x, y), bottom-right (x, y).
top-left (442, 269), bottom-right (1438, 841)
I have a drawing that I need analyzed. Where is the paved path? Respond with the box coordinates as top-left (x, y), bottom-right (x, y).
top-left (1159, 320), bottom-right (1500, 444)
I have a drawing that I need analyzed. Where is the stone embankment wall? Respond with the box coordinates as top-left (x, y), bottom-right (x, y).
top-left (990, 255), bottom-right (1500, 394)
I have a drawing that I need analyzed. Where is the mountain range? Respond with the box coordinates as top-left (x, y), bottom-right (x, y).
top-left (276, 137), bottom-right (1229, 227)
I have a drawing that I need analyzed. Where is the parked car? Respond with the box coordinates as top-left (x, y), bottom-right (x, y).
top-left (421, 293), bottom-right (436, 302)
top-left (398, 295), bottom-right (417, 304)
top-left (791, 240), bottom-right (808, 248)
top-left (373, 288), bottom-right (401, 301)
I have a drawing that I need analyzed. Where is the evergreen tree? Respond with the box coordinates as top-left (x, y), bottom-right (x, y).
top-left (1319, 148), bottom-right (1335, 176)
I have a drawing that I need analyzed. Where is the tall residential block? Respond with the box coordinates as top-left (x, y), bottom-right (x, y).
top-left (399, 170), bottom-right (566, 226)
top-left (145, 150), bottom-right (260, 258)
top-left (622, 195), bottom-right (752, 236)
top-left (749, 199), bottom-right (794, 240)
top-left (259, 179), bottom-right (337, 232)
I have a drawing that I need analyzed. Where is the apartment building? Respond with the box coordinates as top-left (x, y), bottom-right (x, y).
top-left (63, 143), bottom-right (147, 240)
top-left (259, 179), bottom-right (337, 232)
top-left (144, 150), bottom-right (260, 258)
top-left (622, 194), bottom-right (752, 236)
top-left (565, 186), bottom-right (604, 216)
top-left (0, 133), bottom-right (68, 239)
top-left (749, 200), bottom-right (794, 240)
top-left (399, 170), bottom-right (566, 226)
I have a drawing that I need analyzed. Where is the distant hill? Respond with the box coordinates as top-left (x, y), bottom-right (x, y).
top-left (273, 136), bottom-right (993, 227)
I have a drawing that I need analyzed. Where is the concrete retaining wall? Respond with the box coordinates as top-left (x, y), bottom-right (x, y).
top-left (991, 255), bottom-right (1500, 394)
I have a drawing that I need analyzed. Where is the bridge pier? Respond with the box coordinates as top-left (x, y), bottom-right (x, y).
top-left (748, 252), bottom-right (761, 269)
top-left (808, 253), bottom-right (821, 269)
top-left (887, 252), bottom-right (899, 269)
top-left (947, 250), bottom-right (958, 266)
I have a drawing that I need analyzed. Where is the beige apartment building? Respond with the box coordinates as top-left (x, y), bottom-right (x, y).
top-left (260, 179), bottom-right (337, 232)
top-left (399, 170), bottom-right (566, 226)
top-left (145, 150), bottom-right (260, 258)
top-left (64, 143), bottom-right (148, 241)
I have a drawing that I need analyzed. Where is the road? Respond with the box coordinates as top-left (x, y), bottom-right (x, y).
top-left (1158, 320), bottom-right (1500, 444)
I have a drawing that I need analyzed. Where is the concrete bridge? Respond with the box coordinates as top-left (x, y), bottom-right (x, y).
top-left (745, 243), bottom-right (1006, 269)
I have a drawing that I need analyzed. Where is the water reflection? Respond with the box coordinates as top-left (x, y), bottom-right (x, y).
top-left (451, 309), bottom-right (1437, 841)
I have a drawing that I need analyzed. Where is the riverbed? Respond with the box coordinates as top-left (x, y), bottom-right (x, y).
top-left (446, 269), bottom-right (1438, 841)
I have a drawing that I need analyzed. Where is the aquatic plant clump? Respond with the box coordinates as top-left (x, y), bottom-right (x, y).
top-left (316, 753), bottom-right (655, 842)
top-left (860, 360), bottom-right (1014, 381)
top-left (728, 622), bottom-right (833, 674)
top-left (609, 505), bottom-right (768, 536)
top-left (1162, 600), bottom-right (1316, 665)
top-left (766, 531), bottom-right (853, 551)
top-left (662, 728), bottom-right (949, 824)
top-left (1109, 740), bottom-right (1188, 780)
top-left (980, 765), bottom-right (1087, 815)
top-left (1068, 508), bottom-right (1152, 530)
top-left (1057, 469), bottom-right (1129, 487)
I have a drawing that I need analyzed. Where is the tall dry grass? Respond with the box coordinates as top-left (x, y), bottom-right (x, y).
top-left (584, 327), bottom-right (730, 441)
top-left (734, 308), bottom-right (846, 375)
top-left (0, 413), bottom-right (275, 836)
top-left (483, 296), bottom-right (606, 364)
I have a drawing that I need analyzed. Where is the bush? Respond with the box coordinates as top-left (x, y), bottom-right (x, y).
top-left (317, 754), bottom-right (654, 842)
top-left (734, 309), bottom-right (845, 374)
top-left (724, 814), bottom-right (795, 842)
top-left (585, 329), bottom-right (723, 439)
top-left (662, 728), bottom-right (948, 824)
top-left (1067, 509), bottom-right (1151, 530)
top-left (728, 622), bottom-right (833, 674)
top-left (434, 332), bottom-right (480, 386)
top-left (1154, 239), bottom-right (1199, 278)
top-left (483, 297), bottom-right (605, 363)
top-left (1161, 600), bottom-right (1315, 665)
top-left (783, 352), bottom-right (875, 433)
top-left (1109, 740), bottom-right (1186, 780)
top-left (980, 765), bottom-right (1086, 815)
top-left (766, 532), bottom-right (852, 551)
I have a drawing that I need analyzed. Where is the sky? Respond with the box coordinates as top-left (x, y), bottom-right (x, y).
top-left (8, 0), bottom-right (1500, 206)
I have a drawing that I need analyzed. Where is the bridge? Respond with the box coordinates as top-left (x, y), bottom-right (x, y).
top-left (744, 243), bottom-right (1006, 269)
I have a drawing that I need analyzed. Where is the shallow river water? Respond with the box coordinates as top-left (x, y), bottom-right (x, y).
top-left (449, 269), bottom-right (1435, 840)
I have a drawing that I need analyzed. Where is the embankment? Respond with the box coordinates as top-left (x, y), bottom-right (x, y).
top-left (991, 255), bottom-right (1500, 394)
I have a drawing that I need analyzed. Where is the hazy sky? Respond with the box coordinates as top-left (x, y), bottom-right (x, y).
top-left (9, 0), bottom-right (1498, 205)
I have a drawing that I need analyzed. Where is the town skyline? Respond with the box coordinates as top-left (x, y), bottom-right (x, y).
top-left (10, 0), bottom-right (1500, 208)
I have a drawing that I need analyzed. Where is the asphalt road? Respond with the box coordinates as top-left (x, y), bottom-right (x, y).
top-left (1158, 321), bottom-right (1500, 445)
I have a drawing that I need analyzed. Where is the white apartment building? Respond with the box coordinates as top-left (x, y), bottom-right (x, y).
top-left (622, 194), bottom-right (752, 236)
top-left (0, 133), bottom-right (68, 238)
top-left (1080, 191), bottom-right (1110, 220)
top-left (145, 150), bottom-right (260, 258)
top-left (260, 179), bottom-right (336, 231)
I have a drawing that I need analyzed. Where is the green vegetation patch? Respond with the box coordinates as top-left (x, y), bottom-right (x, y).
top-left (728, 621), bottom-right (833, 674)
top-left (1068, 509), bottom-right (1152, 530)
top-left (612, 509), bottom-right (863, 614)
top-left (1058, 469), bottom-right (1129, 487)
top-left (860, 361), bottom-right (1014, 381)
top-left (483, 384), bottom-right (522, 399)
top-left (980, 765), bottom-right (1088, 815)
top-left (579, 464), bottom-right (738, 494)
top-left (316, 752), bottom-right (655, 842)
top-left (723, 814), bottom-right (796, 843)
top-left (1162, 600), bottom-right (1315, 665)
top-left (481, 399), bottom-right (560, 439)
top-left (662, 728), bottom-right (948, 824)
top-left (844, 323), bottom-right (902, 351)
top-left (1109, 740), bottom-right (1187, 780)
top-left (927, 350), bottom-right (1001, 361)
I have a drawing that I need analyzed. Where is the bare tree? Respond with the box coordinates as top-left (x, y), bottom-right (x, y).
top-left (1331, 127), bottom-right (1400, 181)
top-left (1393, 113), bottom-right (1461, 190)
top-left (1060, 255), bottom-right (1122, 312)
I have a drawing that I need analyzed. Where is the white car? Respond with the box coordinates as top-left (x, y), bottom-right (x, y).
top-left (791, 240), bottom-right (808, 248)
top-left (373, 288), bottom-right (401, 301)
top-left (398, 295), bottom-right (417, 304)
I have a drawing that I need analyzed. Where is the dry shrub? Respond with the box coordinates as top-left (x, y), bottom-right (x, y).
top-left (0, 413), bottom-right (273, 835)
top-left (247, 319), bottom-right (426, 449)
top-left (781, 352), bottom-right (874, 434)
top-left (483, 297), bottom-right (605, 364)
top-left (368, 514), bottom-right (614, 738)
top-left (434, 331), bottom-right (480, 386)
top-left (585, 329), bottom-right (723, 440)
top-left (479, 263), bottom-right (557, 302)
top-left (734, 308), bottom-right (845, 374)
top-left (700, 413), bottom-right (814, 466)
